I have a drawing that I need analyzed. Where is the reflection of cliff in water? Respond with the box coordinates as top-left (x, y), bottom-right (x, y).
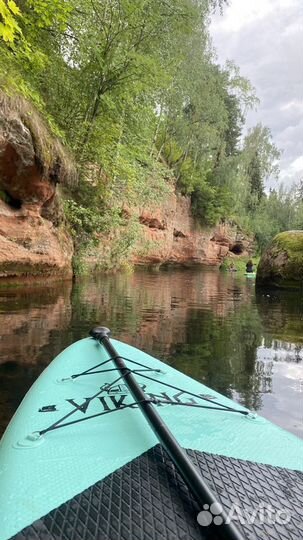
top-left (74, 269), bottom-right (255, 355)
top-left (75, 270), bottom-right (264, 410)
top-left (0, 282), bottom-right (72, 435)
top-left (75, 270), bottom-right (303, 416)
top-left (0, 282), bottom-right (72, 365)
top-left (1, 269), bottom-right (302, 437)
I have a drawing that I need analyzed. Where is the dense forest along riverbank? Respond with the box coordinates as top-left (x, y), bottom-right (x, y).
top-left (1, 268), bottom-right (302, 438)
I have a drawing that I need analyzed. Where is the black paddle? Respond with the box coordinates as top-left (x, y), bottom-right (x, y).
top-left (90, 326), bottom-right (246, 540)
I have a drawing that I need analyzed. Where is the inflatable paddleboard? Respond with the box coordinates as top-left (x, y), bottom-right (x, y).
top-left (0, 330), bottom-right (302, 540)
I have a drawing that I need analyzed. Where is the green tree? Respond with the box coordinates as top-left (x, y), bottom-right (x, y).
top-left (2, 0), bottom-right (285, 264)
top-left (243, 124), bottom-right (280, 194)
top-left (0, 0), bottom-right (22, 43)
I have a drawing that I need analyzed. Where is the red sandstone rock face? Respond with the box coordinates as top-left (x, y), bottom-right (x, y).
top-left (0, 119), bottom-right (55, 211)
top-left (0, 202), bottom-right (73, 278)
top-left (132, 191), bottom-right (253, 266)
top-left (0, 103), bottom-right (74, 279)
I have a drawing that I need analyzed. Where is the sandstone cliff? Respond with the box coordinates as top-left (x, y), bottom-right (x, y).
top-left (85, 186), bottom-right (254, 271)
top-left (0, 93), bottom-right (75, 279)
top-left (131, 190), bottom-right (253, 267)
top-left (0, 93), bottom-right (253, 278)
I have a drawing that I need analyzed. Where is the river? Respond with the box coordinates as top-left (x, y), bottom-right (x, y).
top-left (1, 268), bottom-right (302, 438)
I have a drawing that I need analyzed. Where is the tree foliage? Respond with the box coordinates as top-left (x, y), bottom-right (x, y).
top-left (0, 0), bottom-right (21, 43)
top-left (244, 185), bottom-right (303, 251)
top-left (1, 0), bottom-right (298, 263)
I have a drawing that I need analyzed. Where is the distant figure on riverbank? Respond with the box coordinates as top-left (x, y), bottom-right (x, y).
top-left (229, 262), bottom-right (237, 272)
top-left (246, 260), bottom-right (254, 273)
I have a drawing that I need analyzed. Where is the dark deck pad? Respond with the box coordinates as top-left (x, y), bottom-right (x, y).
top-left (12, 445), bottom-right (303, 540)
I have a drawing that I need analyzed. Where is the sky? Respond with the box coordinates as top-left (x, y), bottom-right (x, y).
top-left (210, 0), bottom-right (303, 188)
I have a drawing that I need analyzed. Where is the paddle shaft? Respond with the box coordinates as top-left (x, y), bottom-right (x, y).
top-left (90, 327), bottom-right (245, 540)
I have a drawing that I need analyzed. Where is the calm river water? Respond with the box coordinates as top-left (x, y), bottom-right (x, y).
top-left (1, 268), bottom-right (303, 438)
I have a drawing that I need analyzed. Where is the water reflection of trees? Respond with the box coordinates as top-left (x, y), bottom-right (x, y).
top-left (74, 270), bottom-right (303, 413)
top-left (270, 341), bottom-right (303, 362)
top-left (74, 270), bottom-right (267, 411)
top-left (1, 269), bottom-right (303, 436)
top-left (256, 290), bottom-right (303, 344)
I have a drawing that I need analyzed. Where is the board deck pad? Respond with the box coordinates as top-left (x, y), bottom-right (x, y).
top-left (10, 445), bottom-right (303, 540)
top-left (1, 337), bottom-right (303, 540)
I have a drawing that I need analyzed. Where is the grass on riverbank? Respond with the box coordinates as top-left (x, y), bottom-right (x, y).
top-left (220, 256), bottom-right (260, 274)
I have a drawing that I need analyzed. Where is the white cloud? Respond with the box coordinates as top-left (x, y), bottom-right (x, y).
top-left (214, 0), bottom-right (275, 32)
top-left (290, 156), bottom-right (303, 173)
top-left (210, 0), bottom-right (303, 186)
top-left (280, 101), bottom-right (303, 113)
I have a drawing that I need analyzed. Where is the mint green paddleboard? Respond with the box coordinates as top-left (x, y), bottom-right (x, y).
top-left (0, 336), bottom-right (302, 540)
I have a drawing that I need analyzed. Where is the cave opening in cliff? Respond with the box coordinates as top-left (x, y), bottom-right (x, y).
top-left (230, 243), bottom-right (244, 255)
top-left (1, 190), bottom-right (22, 210)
